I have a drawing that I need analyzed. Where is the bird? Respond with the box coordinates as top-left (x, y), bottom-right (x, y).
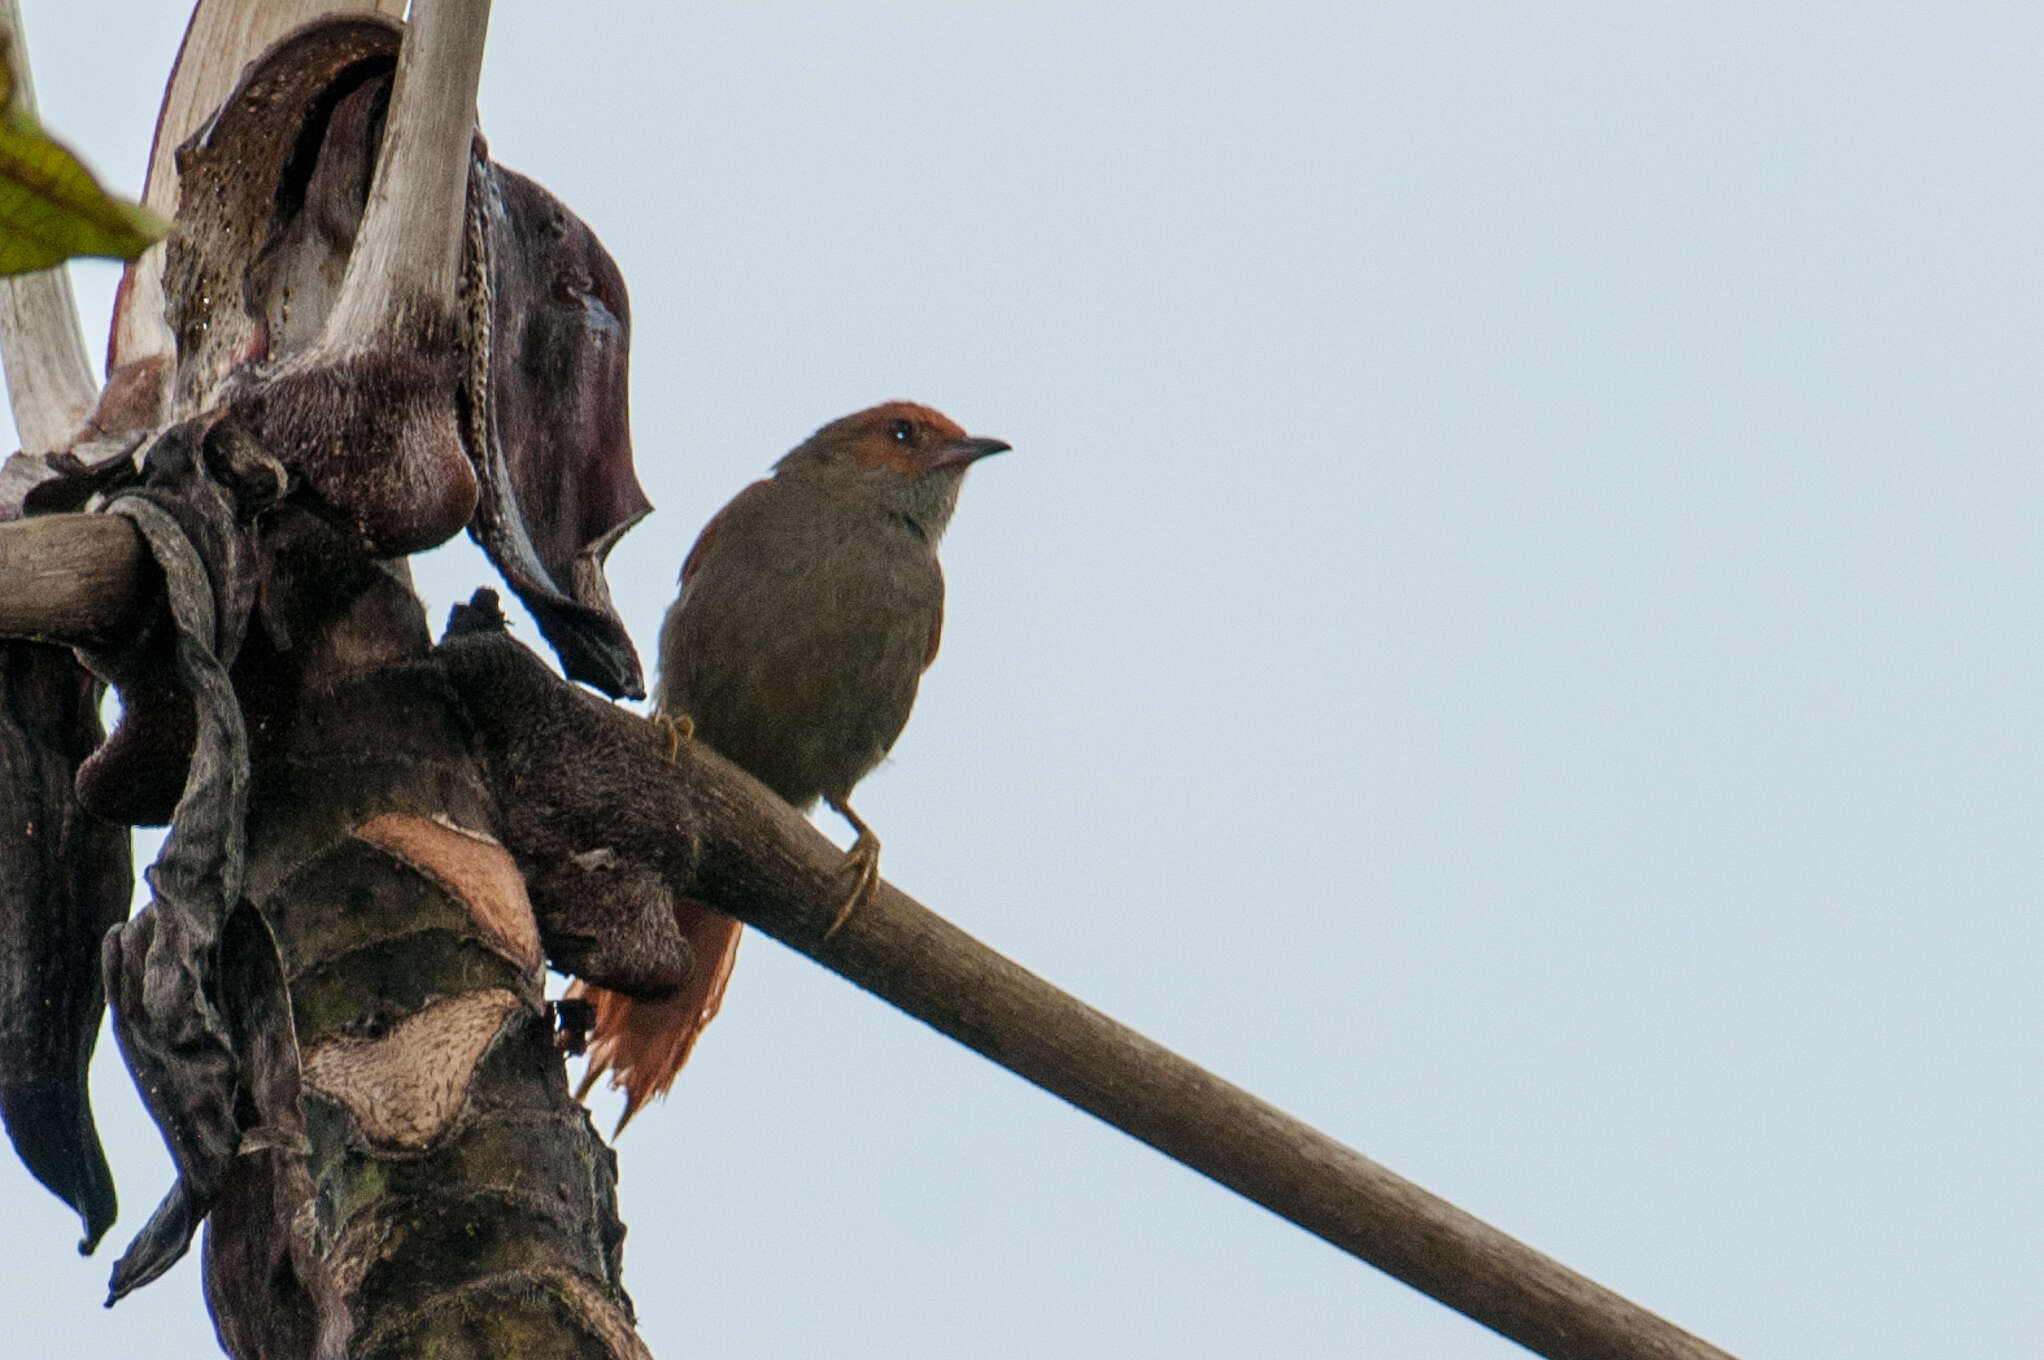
top-left (570, 400), bottom-right (1010, 1132)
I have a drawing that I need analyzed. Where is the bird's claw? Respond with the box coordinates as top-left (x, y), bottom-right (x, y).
top-left (652, 711), bottom-right (695, 762)
top-left (824, 830), bottom-right (880, 940)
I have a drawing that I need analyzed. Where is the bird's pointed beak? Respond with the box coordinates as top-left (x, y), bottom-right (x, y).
top-left (930, 435), bottom-right (1012, 469)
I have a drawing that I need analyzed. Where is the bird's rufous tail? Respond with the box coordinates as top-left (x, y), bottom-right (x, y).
top-left (569, 900), bottom-right (743, 1134)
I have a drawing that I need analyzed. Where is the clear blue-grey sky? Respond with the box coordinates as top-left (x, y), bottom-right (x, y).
top-left (4, 3), bottom-right (2040, 1356)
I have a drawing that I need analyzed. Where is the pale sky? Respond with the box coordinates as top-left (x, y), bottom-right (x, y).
top-left (4, 3), bottom-right (2040, 1357)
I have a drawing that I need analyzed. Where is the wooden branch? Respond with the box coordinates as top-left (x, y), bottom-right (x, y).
top-left (111, 0), bottom-right (408, 386)
top-left (682, 748), bottom-right (1739, 1360)
top-left (320, 0), bottom-right (489, 348)
top-left (0, 512), bottom-right (152, 649)
top-left (439, 624), bottom-right (1739, 1360)
top-left (0, 0), bottom-right (100, 453)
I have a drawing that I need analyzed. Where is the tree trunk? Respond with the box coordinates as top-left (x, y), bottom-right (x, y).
top-left (0, 4), bottom-right (663, 1354)
top-left (202, 611), bottom-right (641, 1360)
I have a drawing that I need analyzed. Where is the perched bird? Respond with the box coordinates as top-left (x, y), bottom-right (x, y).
top-left (571, 400), bottom-right (1010, 1131)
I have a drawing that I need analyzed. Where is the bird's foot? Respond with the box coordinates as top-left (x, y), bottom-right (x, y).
top-left (652, 711), bottom-right (695, 762)
top-left (824, 830), bottom-right (880, 940)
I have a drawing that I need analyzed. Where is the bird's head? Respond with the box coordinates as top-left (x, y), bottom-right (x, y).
top-left (779, 401), bottom-right (1009, 478)
top-left (775, 400), bottom-right (1010, 538)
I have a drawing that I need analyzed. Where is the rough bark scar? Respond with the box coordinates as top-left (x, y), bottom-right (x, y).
top-left (299, 988), bottom-right (523, 1149)
top-left (352, 812), bottom-right (541, 973)
top-left (534, 1268), bottom-right (656, 1360)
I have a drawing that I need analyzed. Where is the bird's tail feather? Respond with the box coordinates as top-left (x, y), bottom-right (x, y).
top-left (568, 901), bottom-right (743, 1134)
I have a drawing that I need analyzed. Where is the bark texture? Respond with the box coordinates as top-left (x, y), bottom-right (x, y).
top-left (77, 473), bottom-right (667, 1360)
top-left (201, 600), bottom-right (644, 1360)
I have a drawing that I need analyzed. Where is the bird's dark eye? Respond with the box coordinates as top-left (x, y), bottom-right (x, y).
top-left (888, 418), bottom-right (915, 445)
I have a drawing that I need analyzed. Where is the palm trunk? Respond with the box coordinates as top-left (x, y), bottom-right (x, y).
top-left (203, 634), bottom-right (641, 1360)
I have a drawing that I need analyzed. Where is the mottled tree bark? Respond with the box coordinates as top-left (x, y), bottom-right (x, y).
top-left (197, 577), bottom-right (644, 1360)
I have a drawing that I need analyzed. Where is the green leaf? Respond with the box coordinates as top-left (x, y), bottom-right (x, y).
top-left (0, 33), bottom-right (165, 275)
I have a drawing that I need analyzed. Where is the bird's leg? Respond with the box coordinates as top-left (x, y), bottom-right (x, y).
top-left (651, 711), bottom-right (695, 762)
top-left (822, 795), bottom-right (880, 939)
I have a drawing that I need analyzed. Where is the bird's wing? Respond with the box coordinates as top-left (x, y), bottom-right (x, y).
top-left (922, 569), bottom-right (947, 673)
top-left (568, 899), bottom-right (744, 1134)
top-left (577, 480), bottom-right (778, 1132)
top-left (677, 477), bottom-right (776, 588)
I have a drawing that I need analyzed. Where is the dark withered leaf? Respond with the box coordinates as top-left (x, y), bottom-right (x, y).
top-left (0, 642), bottom-right (130, 1253)
top-left (100, 492), bottom-right (251, 1304)
top-left (465, 167), bottom-right (649, 699)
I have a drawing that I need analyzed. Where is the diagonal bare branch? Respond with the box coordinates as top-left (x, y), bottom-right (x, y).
top-left (439, 611), bottom-right (1743, 1360)
top-left (682, 738), bottom-right (1741, 1360)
